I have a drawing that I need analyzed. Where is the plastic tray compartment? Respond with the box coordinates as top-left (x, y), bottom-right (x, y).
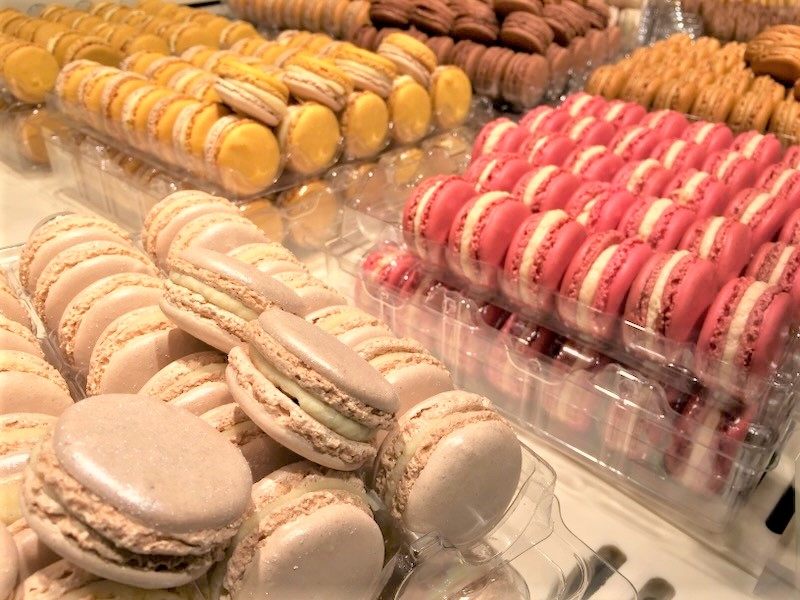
top-left (0, 89), bottom-right (54, 172)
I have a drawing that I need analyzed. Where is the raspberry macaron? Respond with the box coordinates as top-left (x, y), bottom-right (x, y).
top-left (512, 165), bottom-right (583, 212)
top-left (639, 109), bottom-right (689, 138)
top-left (523, 132), bottom-right (578, 167)
top-left (746, 242), bottom-right (800, 317)
top-left (566, 181), bottom-right (635, 233)
top-left (447, 191), bottom-right (531, 287)
top-left (502, 209), bottom-right (588, 310)
top-left (609, 125), bottom-right (661, 162)
top-left (757, 165), bottom-right (800, 209)
top-left (696, 277), bottom-right (792, 391)
top-left (725, 188), bottom-right (794, 248)
top-left (664, 169), bottom-right (728, 218)
top-left (559, 231), bottom-right (654, 337)
top-left (702, 151), bottom-right (758, 196)
top-left (681, 121), bottom-right (734, 154)
top-left (611, 159), bottom-right (673, 198)
top-left (564, 145), bottom-right (625, 182)
top-left (679, 216), bottom-right (752, 283)
top-left (465, 152), bottom-right (533, 193)
top-left (561, 92), bottom-right (608, 118)
top-left (564, 115), bottom-right (617, 147)
top-left (731, 131), bottom-right (784, 171)
top-left (402, 174), bottom-right (476, 266)
top-left (519, 105), bottom-right (573, 136)
top-left (599, 100), bottom-right (647, 129)
top-left (779, 208), bottom-right (800, 244)
top-left (651, 139), bottom-right (706, 173)
top-left (618, 197), bottom-right (697, 252)
top-left (471, 117), bottom-right (529, 158)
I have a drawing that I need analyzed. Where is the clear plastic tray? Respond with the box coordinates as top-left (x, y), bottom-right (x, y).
top-left (0, 238), bottom-right (638, 599)
top-left (0, 89), bottom-right (53, 172)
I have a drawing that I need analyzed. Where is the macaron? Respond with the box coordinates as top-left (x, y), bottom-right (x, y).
top-left (565, 115), bottom-right (617, 147)
top-left (465, 152), bottom-right (532, 194)
top-left (471, 117), bottom-right (529, 158)
top-left (166, 212), bottom-right (270, 272)
top-left (283, 54), bottom-right (353, 111)
top-left (371, 391), bottom-right (521, 546)
top-left (758, 166), bottom-right (800, 209)
top-left (306, 304), bottom-right (394, 348)
top-left (228, 241), bottom-right (308, 275)
top-left (679, 216), bottom-right (752, 283)
top-left (608, 125), bottom-right (661, 162)
top-left (330, 42), bottom-right (397, 98)
top-left (269, 270), bottom-right (348, 316)
top-left (680, 121), bottom-right (734, 154)
top-left (703, 151), bottom-right (758, 196)
top-left (598, 100), bottom-right (646, 128)
top-left (340, 90), bottom-right (390, 160)
top-left (512, 165), bottom-right (583, 212)
top-left (20, 214), bottom-right (131, 294)
top-left (779, 208), bottom-right (800, 245)
top-left (8, 516), bottom-right (60, 583)
top-left (446, 192), bottom-right (531, 287)
top-left (559, 231), bottom-right (654, 337)
top-left (354, 335), bottom-right (454, 417)
top-left (161, 248), bottom-right (306, 352)
top-left (3, 44), bottom-right (59, 104)
top-left (523, 133), bottom-right (578, 167)
top-left (278, 103), bottom-right (341, 175)
top-left (387, 75), bottom-right (432, 145)
top-left (57, 273), bottom-right (164, 371)
top-left (85, 306), bottom-right (210, 396)
top-left (0, 314), bottom-right (41, 358)
top-left (32, 241), bottom-right (158, 330)
top-left (618, 197), bottom-right (697, 252)
top-left (745, 242), bottom-right (800, 317)
top-left (611, 159), bottom-right (673, 198)
top-left (565, 181), bottom-right (635, 233)
top-left (696, 277), bottom-right (791, 388)
top-left (663, 169), bottom-right (728, 218)
top-left (402, 174), bottom-right (475, 265)
top-left (226, 308), bottom-right (399, 470)
top-left (0, 274), bottom-right (30, 329)
top-left (0, 351), bottom-right (73, 416)
top-left (731, 131), bottom-right (784, 171)
top-left (638, 109), bottom-right (689, 138)
top-left (213, 462), bottom-right (384, 599)
top-left (0, 523), bottom-right (16, 597)
top-left (562, 92), bottom-right (608, 118)
top-left (650, 139), bottom-right (706, 173)
top-left (564, 145), bottom-right (625, 182)
top-left (519, 105), bottom-right (573, 136)
top-left (429, 65), bottom-right (472, 129)
top-left (377, 32), bottom-right (437, 86)
top-left (356, 246), bottom-right (422, 316)
top-left (20, 394), bottom-right (253, 588)
top-left (141, 190), bottom-right (237, 269)
top-left (725, 188), bottom-right (793, 248)
top-left (502, 209), bottom-right (588, 310)
top-left (139, 350), bottom-right (232, 416)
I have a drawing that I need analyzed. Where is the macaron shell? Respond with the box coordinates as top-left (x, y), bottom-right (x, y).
top-left (149, 203), bottom-right (238, 269)
top-left (0, 321), bottom-right (42, 358)
top-left (1, 352), bottom-right (73, 416)
top-left (0, 524), bottom-right (17, 600)
top-left (779, 208), bottom-right (800, 244)
top-left (403, 419), bottom-right (521, 546)
top-left (0, 288), bottom-right (30, 329)
top-left (750, 292), bottom-right (792, 376)
top-left (679, 217), bottom-right (752, 282)
top-left (236, 503), bottom-right (384, 600)
top-left (9, 520), bottom-right (60, 581)
top-left (158, 296), bottom-right (244, 353)
top-left (383, 362), bottom-right (455, 417)
top-left (167, 215), bottom-right (269, 271)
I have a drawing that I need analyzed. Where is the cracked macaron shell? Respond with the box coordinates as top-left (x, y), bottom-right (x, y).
top-left (0, 350), bottom-right (73, 416)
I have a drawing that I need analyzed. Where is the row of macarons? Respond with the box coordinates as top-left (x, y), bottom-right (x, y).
top-left (356, 244), bottom-right (759, 497)
top-left (2, 197), bottom-right (524, 597)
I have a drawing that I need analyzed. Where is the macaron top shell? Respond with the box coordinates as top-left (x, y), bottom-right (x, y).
top-left (0, 350), bottom-right (74, 416)
top-left (0, 314), bottom-right (42, 358)
top-left (0, 523), bottom-right (16, 600)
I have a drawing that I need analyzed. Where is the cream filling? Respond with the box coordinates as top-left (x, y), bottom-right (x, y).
top-left (313, 310), bottom-right (372, 334)
top-left (715, 152), bottom-right (741, 179)
top-left (529, 135), bottom-right (549, 157)
top-left (738, 192), bottom-right (772, 225)
top-left (567, 95), bottom-right (593, 117)
top-left (663, 141), bottom-right (687, 169)
top-left (383, 419), bottom-right (443, 507)
top-left (721, 281), bottom-right (769, 364)
top-left (519, 211), bottom-right (568, 284)
top-left (285, 66), bottom-right (347, 97)
top-left (577, 244), bottom-right (618, 329)
top-left (771, 169), bottom-right (797, 194)
top-left (522, 166), bottom-right (558, 206)
top-left (678, 171), bottom-right (708, 204)
top-left (484, 121), bottom-right (517, 153)
top-left (648, 111), bottom-right (668, 127)
top-left (412, 182), bottom-right (442, 239)
top-left (575, 199), bottom-right (597, 226)
top-left (526, 109), bottom-right (552, 133)
top-left (571, 116), bottom-right (595, 138)
top-left (638, 199), bottom-right (674, 239)
top-left (573, 146), bottom-right (606, 173)
top-left (368, 351), bottom-right (415, 371)
top-left (629, 159), bottom-right (659, 189)
top-left (698, 217), bottom-right (725, 258)
top-left (0, 474), bottom-right (23, 524)
top-left (645, 251), bottom-right (689, 329)
top-left (768, 246), bottom-right (795, 286)
top-left (476, 159), bottom-right (499, 188)
top-left (615, 128), bottom-right (644, 156)
top-left (742, 134), bottom-right (764, 159)
top-left (603, 104), bottom-right (625, 121)
top-left (459, 193), bottom-right (506, 277)
top-left (0, 426), bottom-right (50, 446)
top-left (170, 273), bottom-right (258, 321)
top-left (228, 79), bottom-right (288, 118)
top-left (693, 122), bottom-right (716, 144)
top-left (677, 411), bottom-right (718, 488)
top-left (250, 347), bottom-right (372, 442)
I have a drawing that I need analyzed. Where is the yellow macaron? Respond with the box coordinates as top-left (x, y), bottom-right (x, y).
top-left (278, 102), bottom-right (341, 175)
top-left (429, 65), bottom-right (472, 130)
top-left (388, 75), bottom-right (432, 144)
top-left (340, 90), bottom-right (389, 160)
top-left (3, 44), bottom-right (60, 104)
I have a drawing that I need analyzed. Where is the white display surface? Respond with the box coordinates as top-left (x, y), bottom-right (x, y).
top-left (0, 161), bottom-right (796, 599)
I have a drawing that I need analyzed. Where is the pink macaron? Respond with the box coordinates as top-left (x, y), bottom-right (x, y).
top-left (523, 133), bottom-right (578, 167)
top-left (502, 209), bottom-right (588, 310)
top-left (611, 159), bottom-right (673, 198)
top-left (471, 117), bottom-right (530, 158)
top-left (558, 231), bottom-right (654, 337)
top-left (564, 116), bottom-right (617, 147)
top-left (466, 152), bottom-right (533, 193)
top-left (779, 208), bottom-right (800, 244)
top-left (599, 100), bottom-right (647, 129)
top-left (782, 145), bottom-right (800, 169)
top-left (609, 125), bottom-right (662, 162)
top-left (696, 277), bottom-right (792, 391)
top-left (745, 241), bottom-right (800, 317)
top-left (756, 165), bottom-right (800, 209)
top-left (564, 145), bottom-right (625, 182)
top-left (639, 109), bottom-right (689, 138)
top-left (651, 139), bottom-right (706, 173)
top-left (447, 191), bottom-right (532, 287)
top-left (566, 181), bottom-right (636, 233)
top-left (561, 92), bottom-right (608, 118)
top-left (731, 131), bottom-right (784, 171)
top-left (725, 188), bottom-right (794, 248)
top-left (356, 244), bottom-right (422, 317)
top-left (681, 121), bottom-right (734, 154)
top-left (702, 151), bottom-right (758, 196)
top-left (519, 105), bottom-right (574, 136)
top-left (402, 175), bottom-right (476, 265)
top-left (512, 165), bottom-right (584, 212)
top-left (619, 197), bottom-right (697, 252)
top-left (679, 216), bottom-right (752, 283)
top-left (664, 169), bottom-right (728, 218)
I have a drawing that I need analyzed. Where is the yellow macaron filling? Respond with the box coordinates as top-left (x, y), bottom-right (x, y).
top-left (0, 472), bottom-right (23, 525)
top-left (249, 346), bottom-right (373, 442)
top-left (170, 272), bottom-right (259, 321)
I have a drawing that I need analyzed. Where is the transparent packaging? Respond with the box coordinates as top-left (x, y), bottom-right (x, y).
top-left (0, 88), bottom-right (53, 172)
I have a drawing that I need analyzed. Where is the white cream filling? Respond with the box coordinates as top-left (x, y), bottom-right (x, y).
top-left (484, 121), bottom-right (517, 153)
top-left (693, 122), bottom-right (716, 144)
top-left (412, 182), bottom-right (443, 246)
top-left (721, 281), bottom-right (769, 365)
top-left (738, 192), bottom-right (772, 225)
top-left (603, 103), bottom-right (625, 121)
top-left (518, 211), bottom-right (568, 286)
top-left (629, 159), bottom-right (660, 190)
top-left (742, 134), bottom-right (765, 159)
top-left (458, 193), bottom-right (506, 277)
top-left (663, 141), bottom-right (687, 169)
top-left (0, 425), bottom-right (49, 446)
top-left (570, 116), bottom-right (595, 138)
top-left (526, 108), bottom-right (553, 133)
top-left (529, 135), bottom-right (549, 158)
top-left (250, 347), bottom-right (372, 442)
top-left (232, 79), bottom-right (288, 118)
top-left (698, 217), bottom-right (725, 258)
top-left (285, 66), bottom-right (347, 97)
top-left (577, 244), bottom-right (618, 329)
top-left (645, 251), bottom-right (689, 329)
top-left (637, 199), bottom-right (674, 239)
top-left (476, 159), bottom-right (499, 188)
top-left (368, 351), bottom-right (416, 372)
top-left (770, 169), bottom-right (797, 194)
top-left (576, 199), bottom-right (597, 226)
top-left (647, 111), bottom-right (668, 127)
top-left (572, 146), bottom-right (606, 173)
top-left (614, 128), bottom-right (644, 156)
top-left (383, 418), bottom-right (444, 507)
top-left (677, 171), bottom-right (709, 204)
top-left (768, 246), bottom-right (795, 286)
top-left (567, 94), bottom-right (593, 117)
top-left (522, 166), bottom-right (558, 206)
top-left (715, 152), bottom-right (741, 179)
top-left (170, 272), bottom-right (258, 321)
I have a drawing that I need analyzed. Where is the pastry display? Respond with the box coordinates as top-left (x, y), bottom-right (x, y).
top-left (682, 0), bottom-right (800, 42)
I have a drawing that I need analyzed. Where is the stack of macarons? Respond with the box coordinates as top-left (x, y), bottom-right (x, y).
top-left (684, 0), bottom-right (800, 43)
top-left (401, 92), bottom-right (798, 393)
top-left (585, 32), bottom-right (800, 141)
top-left (228, 0), bottom-right (622, 108)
